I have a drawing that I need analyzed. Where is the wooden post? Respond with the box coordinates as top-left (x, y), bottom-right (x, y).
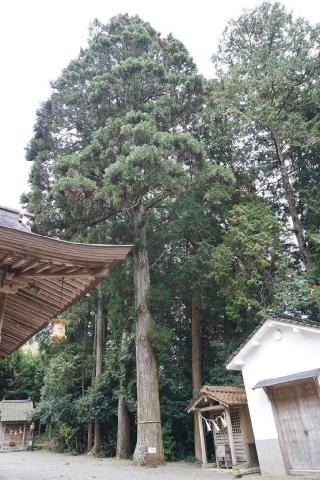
top-left (197, 411), bottom-right (207, 465)
top-left (212, 429), bottom-right (219, 468)
top-left (2, 422), bottom-right (6, 449)
top-left (22, 424), bottom-right (26, 448)
top-left (225, 407), bottom-right (236, 466)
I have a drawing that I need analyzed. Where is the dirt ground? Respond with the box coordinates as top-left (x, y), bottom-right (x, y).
top-left (0, 450), bottom-right (259, 480)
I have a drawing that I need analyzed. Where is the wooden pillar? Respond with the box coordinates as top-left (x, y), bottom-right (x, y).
top-left (225, 407), bottom-right (236, 466)
top-left (197, 411), bottom-right (207, 465)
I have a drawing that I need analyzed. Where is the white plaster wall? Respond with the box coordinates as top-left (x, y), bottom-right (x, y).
top-left (241, 325), bottom-right (320, 442)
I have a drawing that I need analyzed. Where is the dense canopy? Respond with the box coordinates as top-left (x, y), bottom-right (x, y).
top-left (1, 2), bottom-right (318, 463)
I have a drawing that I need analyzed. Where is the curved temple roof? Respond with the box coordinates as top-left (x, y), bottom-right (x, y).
top-left (186, 385), bottom-right (247, 413)
top-left (0, 207), bottom-right (132, 357)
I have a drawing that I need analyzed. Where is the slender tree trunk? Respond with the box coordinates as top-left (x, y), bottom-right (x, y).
top-left (87, 423), bottom-right (93, 452)
top-left (272, 134), bottom-right (310, 267)
top-left (116, 330), bottom-right (131, 459)
top-left (87, 313), bottom-right (97, 453)
top-left (192, 289), bottom-right (202, 461)
top-left (133, 204), bottom-right (164, 466)
top-left (91, 282), bottom-right (105, 454)
top-left (116, 391), bottom-right (130, 458)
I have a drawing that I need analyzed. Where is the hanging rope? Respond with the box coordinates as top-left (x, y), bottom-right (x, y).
top-left (201, 411), bottom-right (228, 433)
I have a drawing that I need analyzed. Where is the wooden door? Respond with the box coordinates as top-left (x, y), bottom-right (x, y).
top-left (271, 380), bottom-right (320, 473)
top-left (212, 408), bottom-right (247, 467)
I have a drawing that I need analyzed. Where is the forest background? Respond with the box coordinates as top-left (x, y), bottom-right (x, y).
top-left (1, 1), bottom-right (319, 463)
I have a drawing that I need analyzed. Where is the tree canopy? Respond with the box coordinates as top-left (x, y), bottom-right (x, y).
top-left (13, 3), bottom-right (320, 462)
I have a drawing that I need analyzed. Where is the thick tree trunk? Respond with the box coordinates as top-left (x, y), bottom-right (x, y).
top-left (116, 330), bottom-right (131, 459)
top-left (272, 134), bottom-right (310, 268)
top-left (191, 290), bottom-right (202, 461)
top-left (132, 204), bottom-right (164, 466)
top-left (91, 282), bottom-right (105, 454)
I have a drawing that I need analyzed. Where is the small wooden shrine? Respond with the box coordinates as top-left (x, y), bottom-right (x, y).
top-left (0, 206), bottom-right (132, 357)
top-left (187, 385), bottom-right (257, 468)
top-left (0, 399), bottom-right (34, 450)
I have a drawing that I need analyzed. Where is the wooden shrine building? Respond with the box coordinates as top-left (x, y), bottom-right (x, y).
top-left (0, 399), bottom-right (34, 450)
top-left (187, 386), bottom-right (257, 468)
top-left (0, 206), bottom-right (132, 357)
top-left (227, 315), bottom-right (320, 476)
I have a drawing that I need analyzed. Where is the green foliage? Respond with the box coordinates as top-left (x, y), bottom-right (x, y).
top-left (0, 350), bottom-right (44, 401)
top-left (56, 424), bottom-right (79, 453)
top-left (162, 425), bottom-right (177, 461)
top-left (212, 1), bottom-right (320, 277)
top-left (210, 199), bottom-right (285, 325)
top-left (16, 4), bottom-right (320, 462)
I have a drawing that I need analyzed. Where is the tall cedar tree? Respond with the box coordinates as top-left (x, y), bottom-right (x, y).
top-left (212, 2), bottom-right (320, 270)
top-left (25, 15), bottom-right (205, 465)
top-left (156, 166), bottom-right (235, 459)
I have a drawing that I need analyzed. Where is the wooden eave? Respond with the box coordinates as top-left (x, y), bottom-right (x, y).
top-left (0, 225), bottom-right (132, 357)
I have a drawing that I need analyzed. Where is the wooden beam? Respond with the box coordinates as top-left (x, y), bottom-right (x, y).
top-left (0, 293), bottom-right (7, 340)
top-left (20, 259), bottom-right (43, 273)
top-left (10, 258), bottom-right (29, 269)
top-left (197, 412), bottom-right (207, 466)
top-left (225, 407), bottom-right (237, 466)
top-left (0, 255), bottom-right (13, 267)
top-left (196, 405), bottom-right (225, 412)
top-left (17, 271), bottom-right (95, 279)
top-left (6, 296), bottom-right (54, 319)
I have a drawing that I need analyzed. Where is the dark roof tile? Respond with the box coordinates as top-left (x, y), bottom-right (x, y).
top-left (0, 207), bottom-right (30, 233)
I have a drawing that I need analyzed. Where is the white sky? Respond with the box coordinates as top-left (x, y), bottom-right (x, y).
top-left (0, 0), bottom-right (319, 210)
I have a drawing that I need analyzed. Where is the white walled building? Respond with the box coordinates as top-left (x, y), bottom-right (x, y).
top-left (227, 314), bottom-right (320, 476)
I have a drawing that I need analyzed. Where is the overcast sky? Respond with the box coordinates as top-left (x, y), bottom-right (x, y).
top-left (0, 0), bottom-right (318, 210)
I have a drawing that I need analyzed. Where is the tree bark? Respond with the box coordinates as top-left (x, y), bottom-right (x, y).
top-left (87, 422), bottom-right (93, 452)
top-left (116, 393), bottom-right (131, 458)
top-left (132, 204), bottom-right (164, 466)
top-left (116, 330), bottom-right (131, 459)
top-left (272, 133), bottom-right (310, 268)
top-left (91, 282), bottom-right (105, 454)
top-left (87, 311), bottom-right (97, 453)
top-left (191, 289), bottom-right (202, 461)
top-left (95, 283), bottom-right (105, 378)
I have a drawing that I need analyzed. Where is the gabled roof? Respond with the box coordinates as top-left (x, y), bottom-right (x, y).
top-left (0, 400), bottom-right (33, 422)
top-left (226, 313), bottom-right (320, 371)
top-left (186, 385), bottom-right (247, 413)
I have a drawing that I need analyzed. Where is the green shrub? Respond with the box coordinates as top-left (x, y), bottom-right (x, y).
top-left (162, 425), bottom-right (176, 461)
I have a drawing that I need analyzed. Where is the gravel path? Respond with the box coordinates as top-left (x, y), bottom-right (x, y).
top-left (0, 450), bottom-right (235, 480)
top-left (0, 450), bottom-right (298, 480)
